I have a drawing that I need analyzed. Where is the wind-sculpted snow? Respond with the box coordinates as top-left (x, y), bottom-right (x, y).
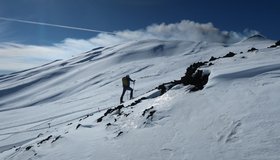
top-left (1, 39), bottom-right (280, 160)
top-left (214, 63), bottom-right (280, 80)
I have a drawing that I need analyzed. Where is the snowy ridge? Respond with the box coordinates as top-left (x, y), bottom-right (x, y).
top-left (1, 39), bottom-right (280, 160)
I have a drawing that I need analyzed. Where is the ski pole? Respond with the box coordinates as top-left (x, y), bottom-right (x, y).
top-left (133, 81), bottom-right (135, 97)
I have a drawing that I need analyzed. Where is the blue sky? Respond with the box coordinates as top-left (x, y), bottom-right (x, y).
top-left (0, 0), bottom-right (279, 73)
top-left (0, 0), bottom-right (279, 44)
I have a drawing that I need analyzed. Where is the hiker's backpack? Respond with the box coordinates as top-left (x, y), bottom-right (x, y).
top-left (122, 77), bottom-right (129, 87)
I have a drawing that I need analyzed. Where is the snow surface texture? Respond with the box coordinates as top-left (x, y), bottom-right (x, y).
top-left (0, 38), bottom-right (280, 160)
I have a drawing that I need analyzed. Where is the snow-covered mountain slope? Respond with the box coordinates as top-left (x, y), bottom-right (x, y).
top-left (0, 38), bottom-right (280, 160)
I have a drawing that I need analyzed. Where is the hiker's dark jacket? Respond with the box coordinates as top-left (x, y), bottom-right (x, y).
top-left (122, 76), bottom-right (133, 87)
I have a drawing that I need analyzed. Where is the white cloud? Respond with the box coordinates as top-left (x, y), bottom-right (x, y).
top-left (0, 20), bottom-right (259, 74)
top-left (88, 20), bottom-right (259, 46)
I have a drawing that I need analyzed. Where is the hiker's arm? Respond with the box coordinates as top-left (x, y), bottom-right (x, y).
top-left (129, 78), bottom-right (135, 82)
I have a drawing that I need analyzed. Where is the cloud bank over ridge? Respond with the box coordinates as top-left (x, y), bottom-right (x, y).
top-left (0, 20), bottom-right (259, 74)
top-left (89, 20), bottom-right (258, 46)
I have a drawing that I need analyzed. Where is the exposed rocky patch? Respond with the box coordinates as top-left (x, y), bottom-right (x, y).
top-left (209, 51), bottom-right (237, 62)
top-left (37, 135), bottom-right (52, 145)
top-left (268, 40), bottom-right (280, 48)
top-left (223, 52), bottom-right (236, 58)
top-left (209, 56), bottom-right (218, 61)
top-left (97, 105), bottom-right (124, 122)
top-left (142, 106), bottom-right (154, 116)
top-left (146, 110), bottom-right (156, 120)
top-left (179, 61), bottom-right (209, 90)
top-left (25, 146), bottom-right (33, 151)
top-left (76, 124), bottom-right (81, 129)
top-left (247, 47), bottom-right (258, 52)
top-left (116, 131), bottom-right (123, 137)
top-left (51, 135), bottom-right (62, 143)
top-left (129, 97), bottom-right (147, 107)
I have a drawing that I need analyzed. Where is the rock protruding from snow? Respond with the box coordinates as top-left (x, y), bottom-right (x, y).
top-left (223, 52), bottom-right (236, 58)
top-left (268, 40), bottom-right (280, 48)
top-left (247, 47), bottom-right (258, 52)
top-left (209, 52), bottom-right (236, 61)
top-left (156, 61), bottom-right (212, 94)
top-left (97, 105), bottom-right (124, 122)
top-left (179, 62), bottom-right (210, 91)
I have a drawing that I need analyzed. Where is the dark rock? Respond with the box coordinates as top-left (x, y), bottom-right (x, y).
top-left (190, 69), bottom-right (210, 91)
top-left (116, 104), bottom-right (124, 110)
top-left (116, 131), bottom-right (123, 137)
top-left (179, 61), bottom-right (210, 91)
top-left (269, 40), bottom-right (280, 48)
top-left (51, 135), bottom-right (61, 143)
top-left (104, 108), bottom-right (113, 116)
top-left (76, 124), bottom-right (81, 130)
top-left (248, 47), bottom-right (258, 52)
top-left (223, 52), bottom-right (236, 58)
top-left (123, 113), bottom-right (130, 117)
top-left (130, 101), bottom-right (137, 106)
top-left (269, 45), bottom-right (277, 48)
top-left (180, 61), bottom-right (208, 85)
top-left (147, 110), bottom-right (156, 120)
top-left (67, 123), bottom-right (72, 126)
top-left (103, 105), bottom-right (124, 117)
top-left (128, 97), bottom-right (147, 107)
top-left (106, 123), bottom-right (112, 127)
top-left (83, 115), bottom-right (90, 120)
top-left (153, 61), bottom-right (211, 92)
top-left (276, 40), bottom-right (280, 46)
top-left (142, 106), bottom-right (154, 116)
top-left (97, 116), bottom-right (103, 123)
top-left (37, 135), bottom-right (52, 145)
top-left (208, 62), bottom-right (214, 66)
top-left (135, 99), bottom-right (142, 103)
top-left (25, 146), bottom-right (33, 151)
top-left (158, 84), bottom-right (167, 95)
top-left (209, 56), bottom-right (218, 61)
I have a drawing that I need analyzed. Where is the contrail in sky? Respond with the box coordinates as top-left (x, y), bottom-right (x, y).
top-left (0, 16), bottom-right (114, 34)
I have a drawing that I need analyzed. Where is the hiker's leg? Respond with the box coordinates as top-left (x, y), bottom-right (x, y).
top-left (120, 88), bottom-right (126, 103)
top-left (128, 87), bottom-right (133, 99)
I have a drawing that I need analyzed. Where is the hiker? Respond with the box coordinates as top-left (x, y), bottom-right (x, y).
top-left (120, 75), bottom-right (135, 103)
